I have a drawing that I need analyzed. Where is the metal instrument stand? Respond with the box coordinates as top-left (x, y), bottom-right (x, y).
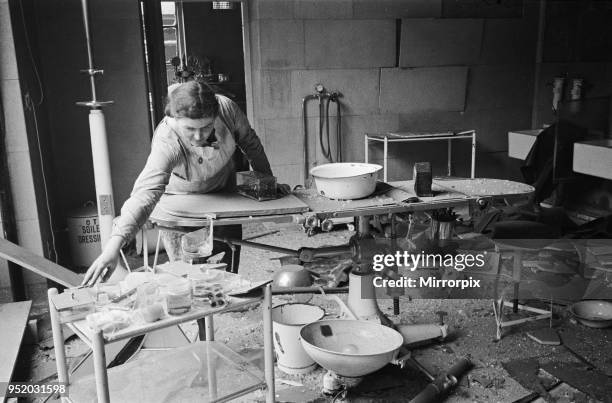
top-left (364, 130), bottom-right (477, 181)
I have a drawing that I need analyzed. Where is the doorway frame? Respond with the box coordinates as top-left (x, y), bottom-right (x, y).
top-left (141, 0), bottom-right (255, 126)
top-left (238, 0), bottom-right (255, 124)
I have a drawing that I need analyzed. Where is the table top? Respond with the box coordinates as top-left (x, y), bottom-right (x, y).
top-left (156, 192), bottom-right (309, 219)
top-left (149, 178), bottom-right (534, 228)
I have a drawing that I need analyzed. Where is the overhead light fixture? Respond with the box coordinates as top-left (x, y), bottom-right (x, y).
top-left (212, 1), bottom-right (235, 10)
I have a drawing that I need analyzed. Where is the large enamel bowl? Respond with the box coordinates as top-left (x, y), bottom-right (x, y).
top-left (300, 319), bottom-right (404, 377)
top-left (570, 300), bottom-right (612, 328)
top-left (310, 163), bottom-right (382, 200)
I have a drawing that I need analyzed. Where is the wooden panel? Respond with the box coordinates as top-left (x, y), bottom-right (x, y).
top-left (0, 238), bottom-right (82, 287)
top-left (0, 301), bottom-right (32, 386)
top-left (157, 193), bottom-right (309, 218)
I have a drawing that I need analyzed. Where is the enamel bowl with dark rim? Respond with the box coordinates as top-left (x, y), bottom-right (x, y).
top-left (569, 300), bottom-right (612, 328)
top-left (310, 163), bottom-right (382, 200)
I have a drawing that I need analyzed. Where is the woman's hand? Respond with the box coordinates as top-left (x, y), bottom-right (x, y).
top-left (277, 183), bottom-right (292, 196)
top-left (81, 237), bottom-right (124, 286)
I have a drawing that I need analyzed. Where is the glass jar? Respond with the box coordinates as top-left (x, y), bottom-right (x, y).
top-left (136, 282), bottom-right (159, 308)
top-left (166, 278), bottom-right (192, 315)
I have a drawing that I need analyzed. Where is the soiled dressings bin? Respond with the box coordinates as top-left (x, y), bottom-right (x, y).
top-left (67, 202), bottom-right (101, 271)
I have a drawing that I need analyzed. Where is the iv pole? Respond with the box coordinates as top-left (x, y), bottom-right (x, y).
top-left (76, 0), bottom-right (115, 249)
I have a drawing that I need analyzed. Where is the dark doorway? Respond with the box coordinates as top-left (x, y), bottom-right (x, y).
top-left (140, 0), bottom-right (248, 128)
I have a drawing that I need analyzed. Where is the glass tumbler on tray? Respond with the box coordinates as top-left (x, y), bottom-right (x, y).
top-left (181, 217), bottom-right (214, 264)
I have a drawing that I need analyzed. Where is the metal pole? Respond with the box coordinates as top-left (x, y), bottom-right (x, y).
top-left (80, 0), bottom-right (96, 101)
top-left (176, 1), bottom-right (187, 65)
top-left (302, 95), bottom-right (316, 185)
top-left (447, 139), bottom-right (452, 176)
top-left (48, 289), bottom-right (69, 388)
top-left (206, 341), bottom-right (218, 400)
top-left (471, 131), bottom-right (476, 179)
top-left (263, 284), bottom-right (275, 403)
top-left (215, 237), bottom-right (298, 256)
top-left (531, 0), bottom-right (547, 128)
top-left (77, 0), bottom-right (115, 248)
top-left (383, 136), bottom-right (388, 182)
top-left (92, 330), bottom-right (110, 403)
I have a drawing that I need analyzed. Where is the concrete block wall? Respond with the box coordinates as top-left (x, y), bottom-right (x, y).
top-left (533, 62), bottom-right (612, 131)
top-left (522, 1), bottom-right (612, 131)
top-left (530, 1), bottom-right (612, 213)
top-left (1, 0), bottom-right (46, 302)
top-left (399, 19), bottom-right (483, 67)
top-left (248, 0), bottom-right (540, 184)
top-left (532, 0), bottom-right (612, 132)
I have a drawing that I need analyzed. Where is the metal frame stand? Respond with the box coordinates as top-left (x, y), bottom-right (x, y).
top-left (492, 246), bottom-right (552, 341)
top-left (365, 130), bottom-right (477, 181)
top-left (48, 285), bottom-right (275, 403)
top-left (76, 0), bottom-right (115, 248)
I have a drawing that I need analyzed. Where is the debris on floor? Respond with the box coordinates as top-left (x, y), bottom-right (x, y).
top-left (14, 225), bottom-right (612, 402)
top-left (526, 328), bottom-right (561, 345)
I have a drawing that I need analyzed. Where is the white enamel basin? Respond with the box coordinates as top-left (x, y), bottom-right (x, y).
top-left (573, 139), bottom-right (612, 180)
top-left (310, 163), bottom-right (382, 200)
top-left (300, 319), bottom-right (403, 377)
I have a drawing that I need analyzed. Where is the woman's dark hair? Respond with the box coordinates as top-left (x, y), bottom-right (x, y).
top-left (164, 81), bottom-right (219, 119)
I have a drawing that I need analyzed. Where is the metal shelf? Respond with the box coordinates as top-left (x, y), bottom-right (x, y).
top-left (68, 341), bottom-right (266, 403)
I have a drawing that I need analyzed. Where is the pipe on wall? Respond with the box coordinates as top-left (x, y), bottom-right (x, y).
top-left (531, 0), bottom-right (547, 128)
top-left (302, 86), bottom-right (344, 185)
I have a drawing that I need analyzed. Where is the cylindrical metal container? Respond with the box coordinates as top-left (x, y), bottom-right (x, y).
top-left (272, 303), bottom-right (325, 375)
top-left (66, 202), bottom-right (101, 271)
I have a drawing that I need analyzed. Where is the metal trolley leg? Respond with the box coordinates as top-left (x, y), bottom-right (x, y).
top-left (471, 131), bottom-right (477, 178)
top-left (263, 284), bottom-right (275, 403)
top-left (48, 289), bottom-right (70, 402)
top-left (383, 136), bottom-right (388, 182)
top-left (447, 139), bottom-right (452, 176)
top-left (92, 330), bottom-right (110, 403)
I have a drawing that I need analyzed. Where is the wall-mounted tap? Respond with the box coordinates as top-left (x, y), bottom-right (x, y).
top-left (302, 83), bottom-right (344, 184)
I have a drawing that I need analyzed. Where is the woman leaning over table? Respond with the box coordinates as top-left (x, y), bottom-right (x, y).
top-left (82, 81), bottom-right (289, 285)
